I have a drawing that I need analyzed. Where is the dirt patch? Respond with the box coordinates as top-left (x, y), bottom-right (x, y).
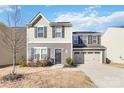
top-left (0, 66), bottom-right (96, 88)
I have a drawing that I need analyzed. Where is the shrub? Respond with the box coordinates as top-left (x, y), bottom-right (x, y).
top-left (36, 60), bottom-right (48, 67)
top-left (106, 58), bottom-right (111, 64)
top-left (47, 61), bottom-right (54, 66)
top-left (66, 57), bottom-right (73, 65)
top-left (19, 57), bottom-right (27, 67)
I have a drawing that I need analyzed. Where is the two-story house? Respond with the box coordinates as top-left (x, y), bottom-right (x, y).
top-left (73, 32), bottom-right (106, 64)
top-left (27, 13), bottom-right (72, 64)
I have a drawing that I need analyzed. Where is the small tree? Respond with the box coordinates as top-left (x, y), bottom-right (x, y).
top-left (0, 6), bottom-right (25, 74)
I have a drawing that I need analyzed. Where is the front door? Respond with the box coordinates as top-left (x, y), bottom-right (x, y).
top-left (55, 49), bottom-right (61, 64)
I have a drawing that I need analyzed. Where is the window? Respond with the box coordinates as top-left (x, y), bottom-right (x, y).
top-left (82, 35), bottom-right (87, 44)
top-left (88, 52), bottom-right (93, 54)
top-left (73, 35), bottom-right (78, 44)
top-left (33, 47), bottom-right (47, 61)
top-left (37, 27), bottom-right (44, 38)
top-left (88, 35), bottom-right (92, 44)
top-left (81, 52), bottom-right (86, 54)
top-left (34, 48), bottom-right (40, 60)
top-left (92, 36), bottom-right (97, 44)
top-left (55, 26), bottom-right (62, 38)
top-left (41, 49), bottom-right (47, 60)
top-left (74, 52), bottom-right (79, 54)
top-left (95, 52), bottom-right (100, 54)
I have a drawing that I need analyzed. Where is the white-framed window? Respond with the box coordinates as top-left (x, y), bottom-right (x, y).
top-left (73, 35), bottom-right (78, 44)
top-left (92, 36), bottom-right (97, 44)
top-left (55, 26), bottom-right (62, 38)
top-left (37, 27), bottom-right (44, 38)
top-left (33, 47), bottom-right (47, 61)
top-left (41, 49), bottom-right (47, 60)
top-left (34, 48), bottom-right (40, 61)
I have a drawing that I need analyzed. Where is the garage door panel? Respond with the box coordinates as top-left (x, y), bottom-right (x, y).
top-left (73, 52), bottom-right (84, 64)
top-left (73, 51), bottom-right (101, 64)
top-left (84, 52), bottom-right (101, 64)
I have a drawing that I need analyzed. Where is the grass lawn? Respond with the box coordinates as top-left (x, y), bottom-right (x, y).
top-left (107, 63), bottom-right (124, 68)
top-left (0, 66), bottom-right (96, 88)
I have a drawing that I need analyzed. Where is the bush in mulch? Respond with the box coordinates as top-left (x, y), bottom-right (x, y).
top-left (1, 73), bottom-right (25, 82)
top-left (64, 57), bottom-right (78, 68)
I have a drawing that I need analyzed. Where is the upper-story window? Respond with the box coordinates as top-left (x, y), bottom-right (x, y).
top-left (52, 26), bottom-right (65, 38)
top-left (82, 35), bottom-right (87, 44)
top-left (35, 26), bottom-right (47, 38)
top-left (88, 35), bottom-right (92, 44)
top-left (55, 26), bottom-right (62, 38)
top-left (73, 35), bottom-right (78, 44)
top-left (37, 27), bottom-right (44, 37)
top-left (92, 36), bottom-right (97, 44)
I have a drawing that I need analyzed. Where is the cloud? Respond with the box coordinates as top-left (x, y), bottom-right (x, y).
top-left (0, 5), bottom-right (21, 13)
top-left (0, 6), bottom-right (14, 13)
top-left (54, 6), bottom-right (124, 31)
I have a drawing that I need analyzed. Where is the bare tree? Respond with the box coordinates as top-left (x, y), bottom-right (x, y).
top-left (0, 5), bottom-right (25, 74)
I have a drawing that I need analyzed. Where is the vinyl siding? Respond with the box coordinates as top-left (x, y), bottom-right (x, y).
top-left (27, 17), bottom-right (72, 44)
top-left (102, 27), bottom-right (124, 63)
top-left (27, 43), bottom-right (72, 64)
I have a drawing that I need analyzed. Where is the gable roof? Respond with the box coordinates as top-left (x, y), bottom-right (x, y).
top-left (28, 12), bottom-right (49, 27)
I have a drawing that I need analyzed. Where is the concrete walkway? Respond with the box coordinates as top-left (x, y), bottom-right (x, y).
top-left (78, 64), bottom-right (124, 88)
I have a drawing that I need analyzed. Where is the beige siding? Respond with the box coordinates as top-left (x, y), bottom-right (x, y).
top-left (0, 28), bottom-right (26, 66)
top-left (102, 27), bottom-right (124, 63)
top-left (27, 17), bottom-right (72, 44)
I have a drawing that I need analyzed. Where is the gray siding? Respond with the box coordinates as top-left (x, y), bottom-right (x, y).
top-left (28, 43), bottom-right (71, 64)
top-left (73, 32), bottom-right (102, 48)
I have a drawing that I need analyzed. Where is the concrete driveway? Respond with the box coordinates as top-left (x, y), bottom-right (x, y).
top-left (78, 64), bottom-right (124, 88)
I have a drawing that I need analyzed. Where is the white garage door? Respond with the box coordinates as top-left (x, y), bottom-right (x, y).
top-left (84, 52), bottom-right (101, 64)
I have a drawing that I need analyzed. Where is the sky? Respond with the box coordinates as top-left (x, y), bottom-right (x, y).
top-left (0, 5), bottom-right (124, 32)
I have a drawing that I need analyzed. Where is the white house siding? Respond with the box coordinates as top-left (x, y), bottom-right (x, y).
top-left (102, 27), bottom-right (124, 63)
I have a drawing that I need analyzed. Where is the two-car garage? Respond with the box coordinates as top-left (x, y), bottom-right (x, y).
top-left (73, 48), bottom-right (106, 64)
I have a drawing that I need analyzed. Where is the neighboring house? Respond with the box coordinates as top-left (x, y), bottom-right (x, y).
top-left (102, 26), bottom-right (124, 63)
top-left (0, 25), bottom-right (26, 66)
top-left (27, 13), bottom-right (72, 64)
top-left (73, 32), bottom-right (106, 64)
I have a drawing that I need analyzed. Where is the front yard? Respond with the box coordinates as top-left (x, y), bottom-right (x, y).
top-left (0, 66), bottom-right (96, 88)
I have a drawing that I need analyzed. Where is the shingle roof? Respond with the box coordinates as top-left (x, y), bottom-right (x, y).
top-left (73, 31), bottom-right (101, 34)
top-left (73, 45), bottom-right (106, 49)
top-left (50, 22), bottom-right (72, 27)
